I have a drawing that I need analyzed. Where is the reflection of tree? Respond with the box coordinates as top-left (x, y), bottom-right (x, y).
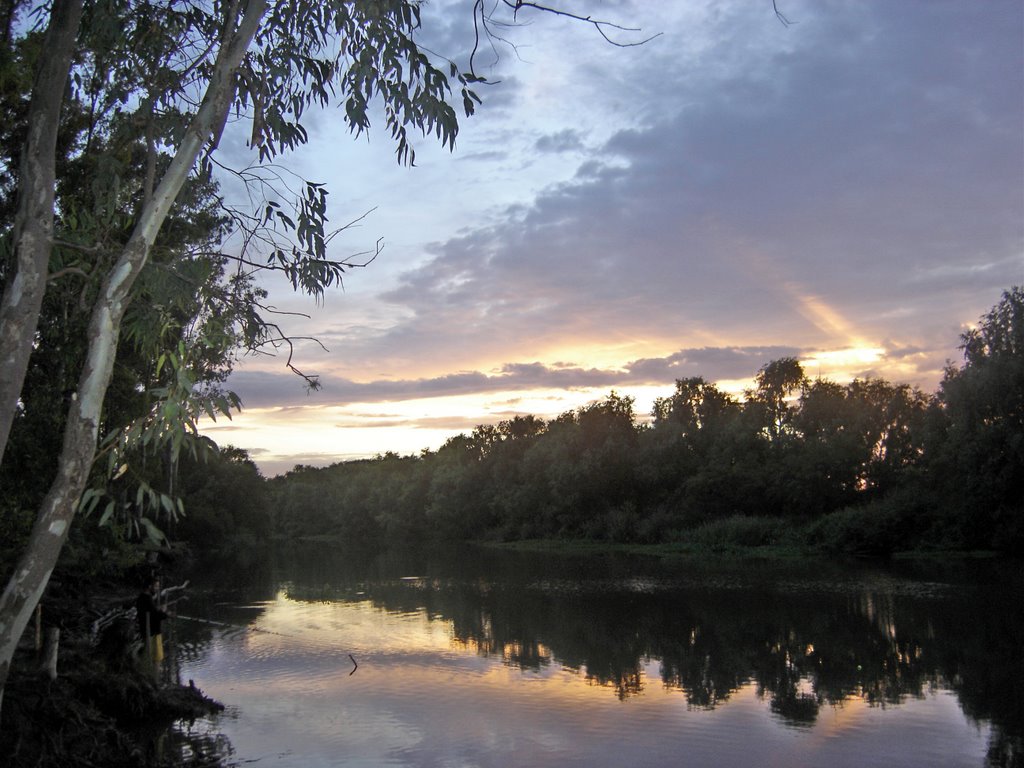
top-left (926, 581), bottom-right (1024, 767)
top-left (272, 545), bottom-right (1022, 743)
top-left (769, 689), bottom-right (819, 726)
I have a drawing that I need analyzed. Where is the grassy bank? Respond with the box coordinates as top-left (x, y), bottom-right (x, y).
top-left (482, 511), bottom-right (1006, 561)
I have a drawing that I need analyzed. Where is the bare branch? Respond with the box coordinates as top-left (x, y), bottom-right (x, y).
top-left (248, 319), bottom-right (326, 391)
top-left (773, 1), bottom-right (796, 27)
top-left (503, 1), bottom-right (661, 47)
top-left (47, 266), bottom-right (90, 282)
top-left (469, 0), bottom-right (660, 77)
top-left (51, 238), bottom-right (101, 254)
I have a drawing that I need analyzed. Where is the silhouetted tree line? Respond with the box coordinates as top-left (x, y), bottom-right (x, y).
top-left (263, 287), bottom-right (1023, 555)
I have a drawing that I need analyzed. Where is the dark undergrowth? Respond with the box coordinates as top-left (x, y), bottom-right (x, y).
top-left (0, 565), bottom-right (225, 768)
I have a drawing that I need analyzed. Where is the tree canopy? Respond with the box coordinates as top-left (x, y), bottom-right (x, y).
top-left (0, 0), bottom-right (658, 716)
top-left (261, 290), bottom-right (1022, 556)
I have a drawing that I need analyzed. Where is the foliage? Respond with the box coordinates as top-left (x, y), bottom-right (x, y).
top-left (0, 0), bottom-right (663, 724)
top-left (684, 514), bottom-right (791, 551)
top-left (802, 488), bottom-right (936, 556)
top-left (258, 291), bottom-right (1021, 556)
top-left (935, 287), bottom-right (1024, 552)
top-left (0, 0), bottom-right (521, 568)
top-left (172, 445), bottom-right (272, 544)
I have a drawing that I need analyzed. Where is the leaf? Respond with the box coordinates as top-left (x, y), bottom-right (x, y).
top-left (139, 517), bottom-right (167, 545)
top-left (78, 488), bottom-right (101, 516)
top-left (98, 501), bottom-right (116, 527)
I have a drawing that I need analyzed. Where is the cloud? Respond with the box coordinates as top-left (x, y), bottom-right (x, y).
top-left (626, 347), bottom-right (803, 383)
top-left (211, 1), bottom-right (1022, 471)
top-left (331, 0), bottom-right (1022, 383)
top-left (227, 345), bottom-right (830, 409)
top-left (535, 129), bottom-right (586, 154)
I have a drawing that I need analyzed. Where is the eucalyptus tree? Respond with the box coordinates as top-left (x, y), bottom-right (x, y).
top-left (0, 0), bottom-right (657, 715)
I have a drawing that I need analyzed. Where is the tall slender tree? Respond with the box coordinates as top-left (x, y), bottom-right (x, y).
top-left (0, 0), bottom-right (657, 719)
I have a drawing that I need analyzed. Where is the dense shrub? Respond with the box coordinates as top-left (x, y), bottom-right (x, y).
top-left (803, 488), bottom-right (933, 555)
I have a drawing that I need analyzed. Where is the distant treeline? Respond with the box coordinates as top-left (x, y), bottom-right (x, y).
top-left (200, 286), bottom-right (1019, 555)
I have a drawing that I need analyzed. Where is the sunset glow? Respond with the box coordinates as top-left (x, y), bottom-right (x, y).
top-left (197, 0), bottom-right (1021, 475)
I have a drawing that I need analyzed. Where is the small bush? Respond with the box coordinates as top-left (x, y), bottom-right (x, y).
top-left (687, 514), bottom-right (787, 549)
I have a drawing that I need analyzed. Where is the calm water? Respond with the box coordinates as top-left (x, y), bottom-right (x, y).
top-left (165, 545), bottom-right (1022, 768)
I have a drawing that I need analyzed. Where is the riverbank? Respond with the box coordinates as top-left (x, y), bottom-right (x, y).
top-left (485, 537), bottom-right (1003, 560)
top-left (2, 657), bottom-right (223, 767)
top-left (0, 572), bottom-right (225, 768)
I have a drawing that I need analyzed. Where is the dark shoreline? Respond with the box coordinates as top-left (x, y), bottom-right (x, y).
top-left (0, 571), bottom-right (225, 768)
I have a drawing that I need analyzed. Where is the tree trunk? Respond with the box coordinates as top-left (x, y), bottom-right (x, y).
top-left (0, 0), bottom-right (82, 468)
top-left (39, 627), bottom-right (58, 681)
top-left (0, 0), bottom-right (268, 725)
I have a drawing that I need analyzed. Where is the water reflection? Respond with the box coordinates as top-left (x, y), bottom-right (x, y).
top-left (176, 546), bottom-right (1022, 767)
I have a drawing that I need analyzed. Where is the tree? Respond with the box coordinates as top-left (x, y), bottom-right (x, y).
top-left (0, 0), bottom-right (267, 712)
top-left (936, 287), bottom-right (1024, 549)
top-left (174, 446), bottom-right (271, 542)
top-left (0, 0), bottom-right (658, 715)
top-left (646, 377), bottom-right (742, 521)
top-left (748, 357), bottom-right (808, 440)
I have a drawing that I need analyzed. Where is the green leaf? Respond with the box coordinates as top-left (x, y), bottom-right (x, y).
top-left (78, 488), bottom-right (101, 516)
top-left (139, 517), bottom-right (167, 545)
top-left (98, 501), bottom-right (116, 527)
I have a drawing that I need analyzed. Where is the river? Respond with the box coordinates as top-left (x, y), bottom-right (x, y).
top-left (161, 544), bottom-right (1021, 767)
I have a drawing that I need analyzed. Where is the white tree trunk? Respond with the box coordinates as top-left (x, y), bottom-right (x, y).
top-left (0, 0), bottom-right (82, 467)
top-left (0, 0), bottom-right (268, 724)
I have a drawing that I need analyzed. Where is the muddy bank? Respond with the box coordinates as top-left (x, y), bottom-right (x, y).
top-left (1, 574), bottom-right (226, 767)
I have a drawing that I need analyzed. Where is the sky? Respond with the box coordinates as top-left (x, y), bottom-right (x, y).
top-left (200, 0), bottom-right (1024, 476)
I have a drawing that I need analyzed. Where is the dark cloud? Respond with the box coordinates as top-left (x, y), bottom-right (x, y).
top-left (535, 129), bottom-right (586, 154)
top-left (227, 345), bottom-right (817, 409)
top-left (209, 2), bottom-right (1022, 470)
top-left (627, 347), bottom-right (804, 382)
top-left (357, 0), bottom-right (1021, 376)
top-left (339, 415), bottom-right (498, 431)
top-left (257, 452), bottom-right (369, 476)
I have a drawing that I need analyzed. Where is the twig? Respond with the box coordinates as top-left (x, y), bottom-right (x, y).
top-left (47, 266), bottom-right (90, 282)
top-left (773, 1), bottom-right (796, 27)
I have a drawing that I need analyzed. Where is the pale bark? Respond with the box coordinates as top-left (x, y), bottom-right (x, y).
top-left (0, 0), bottom-right (82, 467)
top-left (0, 0), bottom-right (268, 723)
top-left (40, 627), bottom-right (58, 681)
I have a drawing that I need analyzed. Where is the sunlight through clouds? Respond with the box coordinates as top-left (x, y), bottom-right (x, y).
top-left (201, 0), bottom-right (1022, 474)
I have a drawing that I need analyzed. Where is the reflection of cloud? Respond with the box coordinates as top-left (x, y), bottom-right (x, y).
top-left (183, 581), bottom-right (993, 768)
